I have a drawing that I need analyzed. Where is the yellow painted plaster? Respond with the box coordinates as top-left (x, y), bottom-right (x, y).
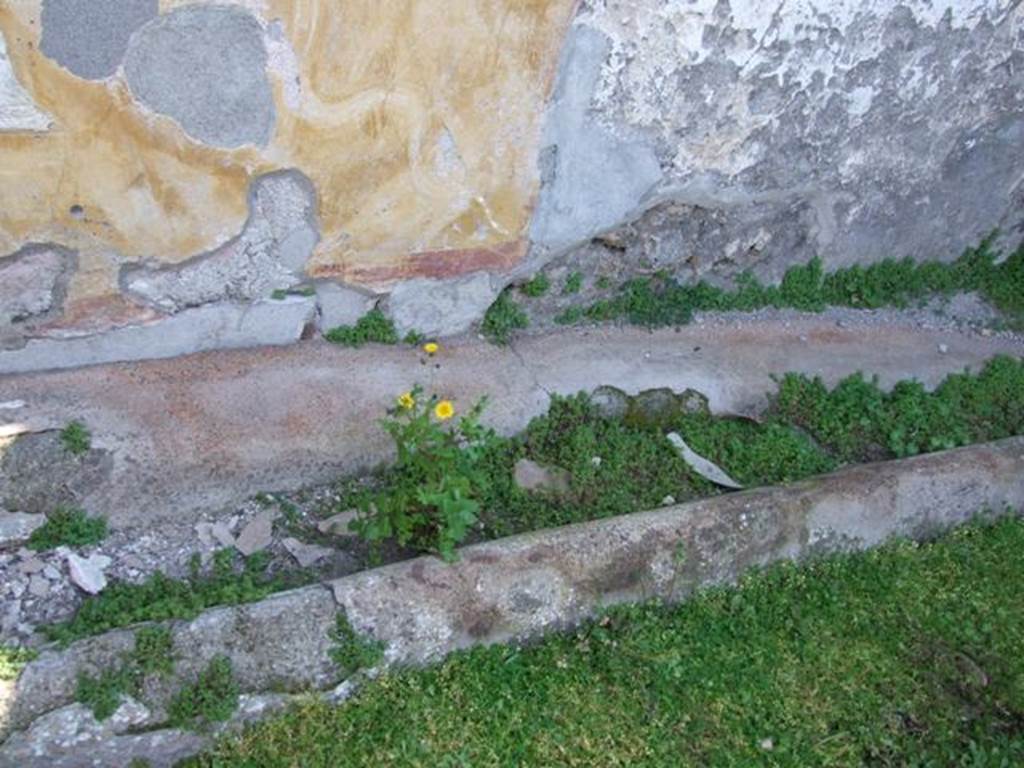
top-left (0, 0), bottom-right (575, 324)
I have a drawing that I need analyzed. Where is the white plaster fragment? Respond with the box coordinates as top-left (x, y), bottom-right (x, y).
top-left (0, 31), bottom-right (53, 132)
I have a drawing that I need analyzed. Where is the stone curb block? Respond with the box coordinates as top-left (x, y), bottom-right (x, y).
top-left (2, 438), bottom-right (1022, 766)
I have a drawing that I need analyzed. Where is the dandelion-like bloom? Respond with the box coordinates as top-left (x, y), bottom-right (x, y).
top-left (423, 342), bottom-right (439, 356)
top-left (434, 400), bottom-right (455, 420)
top-left (397, 392), bottom-right (415, 410)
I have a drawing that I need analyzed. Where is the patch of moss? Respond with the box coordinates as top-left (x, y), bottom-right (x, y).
top-left (329, 611), bottom-right (385, 679)
top-left (482, 289), bottom-right (529, 345)
top-left (168, 656), bottom-right (239, 731)
top-left (43, 549), bottom-right (304, 645)
top-left (324, 309), bottom-right (399, 347)
top-left (0, 645), bottom-right (38, 681)
top-left (521, 273), bottom-right (551, 297)
top-left (28, 507), bottom-right (107, 552)
top-left (60, 421), bottom-right (91, 455)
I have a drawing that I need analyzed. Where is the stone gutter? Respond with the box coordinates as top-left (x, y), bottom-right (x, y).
top-left (2, 437), bottom-right (1023, 767)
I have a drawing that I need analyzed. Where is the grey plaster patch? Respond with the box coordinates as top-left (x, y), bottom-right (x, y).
top-left (0, 31), bottom-right (53, 131)
top-left (385, 271), bottom-right (500, 338)
top-left (122, 171), bottom-right (319, 313)
top-left (528, 24), bottom-right (663, 260)
top-left (0, 246), bottom-right (76, 347)
top-left (123, 4), bottom-right (274, 148)
top-left (39, 0), bottom-right (157, 81)
top-left (0, 296), bottom-right (316, 375)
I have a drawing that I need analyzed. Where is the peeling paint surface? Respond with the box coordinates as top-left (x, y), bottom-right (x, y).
top-left (0, 0), bottom-right (577, 313)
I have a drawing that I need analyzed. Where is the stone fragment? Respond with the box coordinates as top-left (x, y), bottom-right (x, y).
top-left (0, 512), bottom-right (47, 547)
top-left (590, 385), bottom-right (630, 420)
top-left (661, 495), bottom-right (676, 507)
top-left (67, 553), bottom-right (111, 594)
top-left (386, 272), bottom-right (500, 338)
top-left (234, 511), bottom-right (276, 556)
top-left (43, 565), bottom-right (61, 580)
top-left (666, 433), bottom-right (744, 490)
top-left (281, 537), bottom-right (333, 568)
top-left (0, 246), bottom-right (74, 329)
top-left (316, 283), bottom-right (376, 331)
top-left (0, 296), bottom-right (317, 375)
top-left (317, 510), bottom-right (359, 536)
top-left (627, 388), bottom-right (681, 429)
top-left (196, 521), bottom-right (235, 550)
top-left (40, 0), bottom-right (158, 80)
top-left (28, 575), bottom-right (49, 598)
top-left (513, 458), bottom-right (572, 495)
top-left (123, 5), bottom-right (275, 148)
top-left (18, 556), bottom-right (45, 575)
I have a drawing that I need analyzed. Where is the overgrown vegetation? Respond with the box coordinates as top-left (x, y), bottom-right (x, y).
top-left (192, 515), bottom-right (1024, 767)
top-left (481, 289), bottom-right (528, 345)
top-left (329, 611), bottom-right (385, 678)
top-left (553, 237), bottom-right (1024, 332)
top-left (337, 356), bottom-right (1023, 553)
top-left (0, 645), bottom-right (37, 681)
top-left (44, 550), bottom-right (304, 645)
top-left (168, 656), bottom-right (239, 731)
top-left (76, 626), bottom-right (176, 720)
top-left (60, 420), bottom-right (91, 455)
top-left (349, 387), bottom-right (492, 561)
top-left (775, 354), bottom-right (1024, 461)
top-left (520, 273), bottom-right (550, 297)
top-left (27, 506), bottom-right (108, 552)
top-left (324, 309), bottom-right (399, 347)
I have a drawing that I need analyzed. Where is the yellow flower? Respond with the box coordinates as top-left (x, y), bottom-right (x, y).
top-left (434, 400), bottom-right (455, 421)
top-left (397, 392), bottom-right (415, 410)
top-left (423, 342), bottom-right (440, 356)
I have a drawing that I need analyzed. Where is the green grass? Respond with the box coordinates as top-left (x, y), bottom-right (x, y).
top-left (168, 656), bottom-right (239, 731)
top-left (481, 289), bottom-right (529, 345)
top-left (556, 237), bottom-right (1024, 332)
top-left (0, 645), bottom-right (38, 681)
top-left (324, 309), bottom-right (399, 347)
top-left (60, 420), bottom-right (91, 455)
top-left (43, 550), bottom-right (304, 645)
top-left (191, 515), bottom-right (1024, 767)
top-left (27, 506), bottom-right (108, 552)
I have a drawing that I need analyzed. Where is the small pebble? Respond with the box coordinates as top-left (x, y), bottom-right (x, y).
top-left (760, 738), bottom-right (774, 751)
top-left (938, 343), bottom-right (949, 354)
top-left (661, 495), bottom-right (676, 506)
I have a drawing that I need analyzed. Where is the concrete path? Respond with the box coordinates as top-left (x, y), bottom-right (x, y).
top-left (1, 317), bottom-right (1021, 527)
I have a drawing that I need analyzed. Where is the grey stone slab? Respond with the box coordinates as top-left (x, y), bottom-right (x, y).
top-left (0, 297), bottom-right (316, 375)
